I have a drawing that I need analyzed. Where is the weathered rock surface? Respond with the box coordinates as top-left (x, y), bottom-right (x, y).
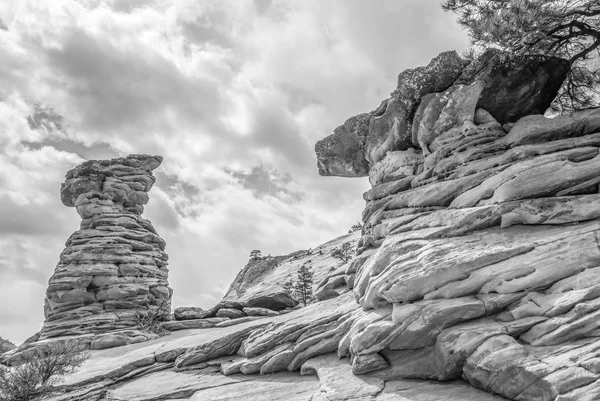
top-left (36, 295), bottom-right (508, 401)
top-left (243, 307), bottom-right (279, 317)
top-left (173, 307), bottom-right (211, 321)
top-left (313, 50), bottom-right (600, 400)
top-left (8, 155), bottom-right (171, 358)
top-left (222, 232), bottom-right (360, 308)
top-left (9, 49), bottom-right (600, 401)
top-left (0, 337), bottom-right (15, 355)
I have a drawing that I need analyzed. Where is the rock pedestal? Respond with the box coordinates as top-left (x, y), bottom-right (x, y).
top-left (40, 154), bottom-right (171, 344)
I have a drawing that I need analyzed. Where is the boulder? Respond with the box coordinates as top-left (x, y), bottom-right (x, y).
top-left (455, 48), bottom-right (569, 123)
top-left (247, 293), bottom-right (298, 311)
top-left (174, 307), bottom-right (211, 321)
top-left (216, 308), bottom-right (246, 319)
top-left (351, 353), bottom-right (389, 375)
top-left (210, 301), bottom-right (245, 316)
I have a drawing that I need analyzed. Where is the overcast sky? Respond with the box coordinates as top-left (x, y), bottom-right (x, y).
top-left (0, 0), bottom-right (469, 344)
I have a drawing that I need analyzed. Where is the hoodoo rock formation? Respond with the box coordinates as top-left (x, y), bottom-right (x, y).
top-left (40, 154), bottom-right (171, 349)
top-left (11, 50), bottom-right (600, 401)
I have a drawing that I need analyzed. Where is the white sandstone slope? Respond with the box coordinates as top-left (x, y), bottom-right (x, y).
top-left (222, 231), bottom-right (361, 306)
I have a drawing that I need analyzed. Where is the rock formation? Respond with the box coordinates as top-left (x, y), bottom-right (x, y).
top-left (312, 49), bottom-right (600, 400)
top-left (40, 154), bottom-right (171, 349)
top-left (9, 50), bottom-right (600, 401)
top-left (0, 337), bottom-right (15, 355)
top-left (221, 232), bottom-right (361, 308)
top-left (162, 232), bottom-right (360, 332)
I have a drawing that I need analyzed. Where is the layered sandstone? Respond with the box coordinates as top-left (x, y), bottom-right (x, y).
top-left (40, 154), bottom-right (171, 348)
top-left (12, 50), bottom-right (600, 401)
top-left (311, 49), bottom-right (600, 400)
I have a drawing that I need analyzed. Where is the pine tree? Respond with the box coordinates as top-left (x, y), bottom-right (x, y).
top-left (348, 221), bottom-right (363, 234)
top-left (293, 262), bottom-right (314, 307)
top-left (331, 242), bottom-right (354, 265)
top-left (442, 0), bottom-right (600, 112)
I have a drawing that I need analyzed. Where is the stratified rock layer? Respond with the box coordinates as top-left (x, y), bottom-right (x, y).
top-left (314, 50), bottom-right (600, 400)
top-left (41, 154), bottom-right (171, 344)
top-left (16, 51), bottom-right (600, 401)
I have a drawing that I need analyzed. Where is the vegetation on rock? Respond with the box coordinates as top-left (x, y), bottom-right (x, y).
top-left (347, 221), bottom-right (363, 234)
top-left (0, 341), bottom-right (89, 401)
top-left (283, 262), bottom-right (315, 307)
top-left (135, 299), bottom-right (172, 336)
top-left (442, 0), bottom-right (600, 112)
top-left (330, 242), bottom-right (355, 265)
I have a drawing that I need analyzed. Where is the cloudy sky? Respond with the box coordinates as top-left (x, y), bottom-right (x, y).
top-left (0, 0), bottom-right (469, 344)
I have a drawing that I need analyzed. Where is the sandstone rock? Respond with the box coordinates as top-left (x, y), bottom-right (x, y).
top-left (221, 233), bottom-right (360, 314)
top-left (162, 318), bottom-right (228, 332)
top-left (352, 352), bottom-right (389, 375)
top-left (315, 51), bottom-right (466, 176)
top-left (243, 307), bottom-right (279, 317)
top-left (0, 337), bottom-right (16, 354)
top-left (311, 49), bottom-right (600, 400)
top-left (247, 293), bottom-right (297, 311)
top-left (91, 330), bottom-right (153, 350)
top-left (315, 288), bottom-right (340, 301)
top-left (316, 50), bottom-right (568, 177)
top-left (24, 155), bottom-right (171, 352)
top-left (174, 307), bottom-right (211, 321)
top-left (301, 354), bottom-right (385, 400)
top-left (215, 308), bottom-right (246, 319)
top-left (455, 48), bottom-right (569, 123)
top-left (215, 316), bottom-right (265, 328)
top-left (211, 301), bottom-right (245, 313)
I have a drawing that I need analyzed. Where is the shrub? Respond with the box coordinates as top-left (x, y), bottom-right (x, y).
top-left (331, 242), bottom-right (355, 265)
top-left (0, 341), bottom-right (89, 401)
top-left (135, 299), bottom-right (171, 336)
top-left (348, 221), bottom-right (363, 234)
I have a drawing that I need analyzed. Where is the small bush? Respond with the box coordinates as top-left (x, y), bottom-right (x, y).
top-left (0, 341), bottom-right (89, 401)
top-left (331, 242), bottom-right (355, 265)
top-left (348, 221), bottom-right (363, 234)
top-left (135, 299), bottom-right (171, 336)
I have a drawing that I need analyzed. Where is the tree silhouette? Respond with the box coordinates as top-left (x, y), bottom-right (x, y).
top-left (249, 250), bottom-right (262, 260)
